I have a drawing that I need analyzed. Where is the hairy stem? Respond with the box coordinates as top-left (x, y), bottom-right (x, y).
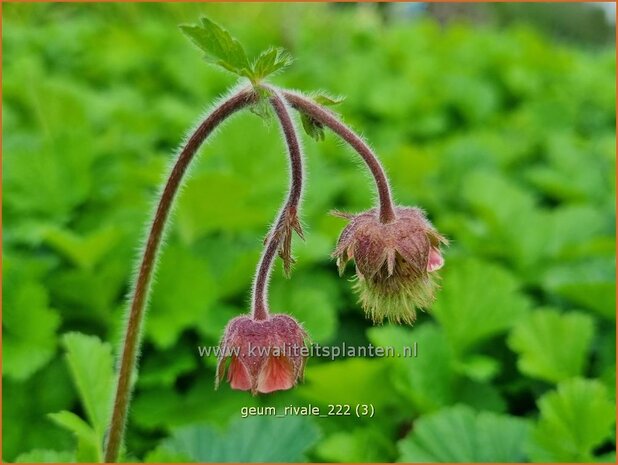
top-left (251, 90), bottom-right (304, 320)
top-left (104, 87), bottom-right (257, 463)
top-left (281, 90), bottom-right (397, 223)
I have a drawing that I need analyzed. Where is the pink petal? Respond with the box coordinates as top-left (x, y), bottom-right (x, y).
top-left (257, 356), bottom-right (295, 393)
top-left (427, 247), bottom-right (444, 272)
top-left (227, 357), bottom-right (252, 391)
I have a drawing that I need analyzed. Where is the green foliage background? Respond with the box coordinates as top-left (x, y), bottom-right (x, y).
top-left (3, 3), bottom-right (616, 463)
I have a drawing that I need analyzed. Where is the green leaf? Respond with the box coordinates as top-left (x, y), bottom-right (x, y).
top-left (300, 112), bottom-right (326, 141)
top-left (3, 360), bottom-right (75, 461)
top-left (508, 308), bottom-right (595, 383)
top-left (299, 92), bottom-right (344, 141)
top-left (137, 347), bottom-right (197, 388)
top-left (543, 258), bottom-right (616, 320)
top-left (270, 270), bottom-right (340, 343)
top-left (60, 333), bottom-right (114, 441)
top-left (146, 244), bottom-right (219, 348)
top-left (529, 378), bottom-right (615, 462)
top-left (312, 93), bottom-right (345, 106)
top-left (131, 379), bottom-right (260, 430)
top-left (252, 47), bottom-right (293, 81)
top-left (14, 449), bottom-right (75, 463)
top-left (4, 277), bottom-right (60, 381)
top-left (299, 358), bottom-right (397, 409)
top-left (315, 428), bottom-right (395, 462)
top-left (180, 17), bottom-right (251, 78)
top-left (432, 258), bottom-right (530, 354)
top-left (48, 411), bottom-right (99, 462)
top-left (368, 324), bottom-right (455, 413)
top-left (42, 225), bottom-right (121, 271)
top-left (153, 417), bottom-right (320, 462)
top-left (398, 405), bottom-right (531, 462)
top-left (455, 354), bottom-right (501, 383)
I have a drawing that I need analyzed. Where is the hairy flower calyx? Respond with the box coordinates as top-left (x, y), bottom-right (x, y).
top-left (216, 314), bottom-right (307, 395)
top-left (332, 206), bottom-right (447, 325)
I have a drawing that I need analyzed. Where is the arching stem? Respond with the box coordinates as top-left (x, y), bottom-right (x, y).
top-left (104, 87), bottom-right (257, 463)
top-left (280, 90), bottom-right (397, 224)
top-left (251, 89), bottom-right (305, 320)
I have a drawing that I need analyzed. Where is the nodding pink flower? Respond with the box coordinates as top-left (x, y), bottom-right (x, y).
top-left (216, 314), bottom-right (307, 394)
top-left (332, 206), bottom-right (447, 325)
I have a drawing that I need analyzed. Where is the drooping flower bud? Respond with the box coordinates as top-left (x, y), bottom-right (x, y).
top-left (333, 206), bottom-right (447, 325)
top-left (216, 314), bottom-right (307, 394)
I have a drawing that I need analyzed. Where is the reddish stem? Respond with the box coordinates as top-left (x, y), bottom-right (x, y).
top-left (281, 90), bottom-right (397, 223)
top-left (104, 87), bottom-right (257, 462)
top-left (251, 90), bottom-right (304, 320)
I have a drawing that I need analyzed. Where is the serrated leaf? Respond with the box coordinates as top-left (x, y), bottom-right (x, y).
top-left (180, 17), bottom-right (251, 78)
top-left (529, 378), bottom-right (615, 462)
top-left (61, 333), bottom-right (114, 442)
top-left (398, 405), bottom-right (531, 462)
top-left (153, 417), bottom-right (320, 462)
top-left (252, 47), bottom-right (293, 81)
top-left (432, 258), bottom-right (531, 354)
top-left (508, 308), bottom-right (595, 383)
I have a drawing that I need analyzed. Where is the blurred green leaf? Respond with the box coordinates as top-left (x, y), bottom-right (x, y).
top-left (271, 270), bottom-right (340, 343)
top-left (14, 449), bottom-right (76, 463)
top-left (398, 405), bottom-right (531, 462)
top-left (138, 347), bottom-right (197, 388)
top-left (149, 417), bottom-right (320, 462)
top-left (529, 378), bottom-right (615, 462)
top-left (508, 308), bottom-right (595, 383)
top-left (131, 379), bottom-right (259, 430)
top-left (147, 244), bottom-right (218, 348)
top-left (432, 258), bottom-right (530, 354)
top-left (2, 360), bottom-right (75, 461)
top-left (368, 324), bottom-right (454, 413)
top-left (315, 428), bottom-right (395, 463)
top-left (300, 358), bottom-right (396, 409)
top-left (42, 225), bottom-right (121, 271)
top-left (543, 258), bottom-right (616, 320)
top-left (4, 276), bottom-right (60, 381)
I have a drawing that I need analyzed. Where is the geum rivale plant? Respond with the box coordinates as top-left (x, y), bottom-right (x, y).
top-left (103, 17), bottom-right (447, 462)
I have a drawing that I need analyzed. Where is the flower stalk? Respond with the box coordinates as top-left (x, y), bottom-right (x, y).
top-left (251, 89), bottom-right (305, 320)
top-left (104, 87), bottom-right (257, 463)
top-left (280, 90), bottom-right (397, 224)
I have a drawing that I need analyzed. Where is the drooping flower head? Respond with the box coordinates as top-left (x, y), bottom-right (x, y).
top-left (333, 206), bottom-right (447, 325)
top-left (216, 314), bottom-right (307, 394)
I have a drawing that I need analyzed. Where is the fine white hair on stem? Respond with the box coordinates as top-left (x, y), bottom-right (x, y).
top-left (117, 80), bottom-right (253, 366)
top-left (249, 86), bottom-right (307, 319)
top-left (278, 87), bottom-right (397, 223)
top-left (105, 82), bottom-right (256, 463)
